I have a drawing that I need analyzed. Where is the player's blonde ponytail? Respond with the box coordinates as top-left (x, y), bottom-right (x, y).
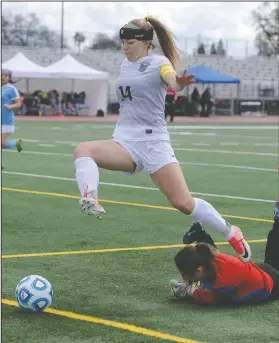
top-left (129, 16), bottom-right (180, 70)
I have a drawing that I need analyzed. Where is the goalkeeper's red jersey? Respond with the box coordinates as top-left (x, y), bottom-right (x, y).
top-left (193, 253), bottom-right (274, 304)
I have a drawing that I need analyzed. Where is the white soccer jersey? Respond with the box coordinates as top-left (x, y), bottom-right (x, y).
top-left (113, 53), bottom-right (173, 141)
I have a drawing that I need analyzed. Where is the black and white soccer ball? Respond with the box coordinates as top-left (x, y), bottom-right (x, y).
top-left (15, 275), bottom-right (53, 312)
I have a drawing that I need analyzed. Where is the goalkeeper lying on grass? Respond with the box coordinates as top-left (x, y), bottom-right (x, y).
top-left (170, 200), bottom-right (279, 305)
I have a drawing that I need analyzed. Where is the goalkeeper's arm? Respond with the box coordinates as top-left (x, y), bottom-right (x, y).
top-left (192, 287), bottom-right (237, 304)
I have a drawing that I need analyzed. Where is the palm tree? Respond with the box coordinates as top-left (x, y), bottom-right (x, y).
top-left (73, 32), bottom-right (85, 55)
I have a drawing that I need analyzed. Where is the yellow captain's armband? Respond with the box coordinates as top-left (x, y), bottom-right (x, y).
top-left (159, 64), bottom-right (176, 81)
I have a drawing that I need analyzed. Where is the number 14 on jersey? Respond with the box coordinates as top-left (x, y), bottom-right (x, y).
top-left (119, 86), bottom-right (133, 101)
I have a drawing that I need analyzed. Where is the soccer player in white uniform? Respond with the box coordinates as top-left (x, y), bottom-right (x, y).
top-left (74, 16), bottom-right (251, 263)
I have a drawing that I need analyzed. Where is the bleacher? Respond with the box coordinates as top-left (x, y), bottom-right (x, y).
top-left (2, 46), bottom-right (279, 101)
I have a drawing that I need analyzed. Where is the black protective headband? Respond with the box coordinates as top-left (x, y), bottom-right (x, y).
top-left (119, 26), bottom-right (154, 41)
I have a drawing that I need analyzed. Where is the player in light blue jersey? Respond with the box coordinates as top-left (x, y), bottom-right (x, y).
top-left (73, 16), bottom-right (251, 263)
top-left (2, 69), bottom-right (23, 168)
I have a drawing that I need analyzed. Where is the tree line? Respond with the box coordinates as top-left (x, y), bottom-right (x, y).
top-left (2, 2), bottom-right (278, 56)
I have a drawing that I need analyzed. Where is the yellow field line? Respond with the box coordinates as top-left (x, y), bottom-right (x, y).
top-left (2, 299), bottom-right (203, 343)
top-left (2, 187), bottom-right (273, 224)
top-left (1, 187), bottom-right (270, 259)
top-left (2, 239), bottom-right (267, 259)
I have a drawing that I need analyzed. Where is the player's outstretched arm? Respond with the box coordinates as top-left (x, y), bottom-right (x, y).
top-left (165, 69), bottom-right (196, 92)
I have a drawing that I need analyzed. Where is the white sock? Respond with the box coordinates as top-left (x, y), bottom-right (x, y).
top-left (191, 198), bottom-right (235, 240)
top-left (75, 157), bottom-right (99, 200)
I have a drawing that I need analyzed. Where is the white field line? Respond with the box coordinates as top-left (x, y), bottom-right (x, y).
top-left (3, 150), bottom-right (277, 171)
top-left (171, 134), bottom-right (278, 141)
top-left (52, 140), bottom-right (79, 145)
top-left (4, 150), bottom-right (71, 157)
top-left (2, 171), bottom-right (275, 203)
top-left (38, 144), bottom-right (55, 147)
top-left (167, 125), bottom-right (277, 130)
top-left (23, 139), bottom-right (39, 142)
top-left (22, 138), bottom-right (278, 149)
top-left (4, 146), bottom-right (277, 158)
top-left (170, 132), bottom-right (216, 136)
top-left (180, 162), bottom-right (277, 172)
top-left (35, 131), bottom-right (279, 141)
top-left (174, 148), bottom-right (277, 156)
top-left (28, 124), bottom-right (277, 131)
top-left (254, 143), bottom-right (279, 147)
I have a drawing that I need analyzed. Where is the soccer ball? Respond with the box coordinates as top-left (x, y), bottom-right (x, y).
top-left (15, 275), bottom-right (53, 312)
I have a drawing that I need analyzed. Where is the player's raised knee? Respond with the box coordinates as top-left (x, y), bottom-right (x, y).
top-left (74, 142), bottom-right (91, 159)
top-left (169, 197), bottom-right (194, 214)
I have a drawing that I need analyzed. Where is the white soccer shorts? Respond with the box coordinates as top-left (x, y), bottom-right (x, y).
top-left (114, 138), bottom-right (179, 175)
top-left (2, 125), bottom-right (15, 134)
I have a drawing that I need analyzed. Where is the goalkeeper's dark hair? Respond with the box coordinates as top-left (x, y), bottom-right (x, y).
top-left (174, 243), bottom-right (218, 276)
top-left (129, 16), bottom-right (180, 70)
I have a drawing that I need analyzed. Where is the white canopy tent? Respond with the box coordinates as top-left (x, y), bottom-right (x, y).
top-left (29, 54), bottom-right (109, 115)
top-left (2, 53), bottom-right (109, 115)
top-left (44, 54), bottom-right (108, 80)
top-left (2, 52), bottom-right (49, 78)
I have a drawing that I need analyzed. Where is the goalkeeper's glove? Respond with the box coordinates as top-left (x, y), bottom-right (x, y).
top-left (170, 279), bottom-right (201, 299)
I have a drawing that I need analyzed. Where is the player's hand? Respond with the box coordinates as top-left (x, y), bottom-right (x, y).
top-left (4, 104), bottom-right (12, 110)
top-left (176, 70), bottom-right (196, 87)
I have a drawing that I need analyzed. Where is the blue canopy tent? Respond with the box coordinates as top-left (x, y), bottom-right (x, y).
top-left (185, 64), bottom-right (240, 84)
top-left (181, 64), bottom-right (241, 115)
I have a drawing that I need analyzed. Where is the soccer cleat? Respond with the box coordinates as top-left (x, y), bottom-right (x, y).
top-left (274, 198), bottom-right (279, 222)
top-left (16, 139), bottom-right (22, 152)
top-left (79, 197), bottom-right (106, 220)
top-left (228, 226), bottom-right (251, 263)
top-left (183, 221), bottom-right (217, 248)
top-left (183, 221), bottom-right (206, 244)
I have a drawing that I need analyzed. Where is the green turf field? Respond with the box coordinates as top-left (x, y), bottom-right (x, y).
top-left (2, 121), bottom-right (278, 343)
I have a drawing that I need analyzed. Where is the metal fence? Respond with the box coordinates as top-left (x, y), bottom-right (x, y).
top-left (2, 29), bottom-right (258, 58)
